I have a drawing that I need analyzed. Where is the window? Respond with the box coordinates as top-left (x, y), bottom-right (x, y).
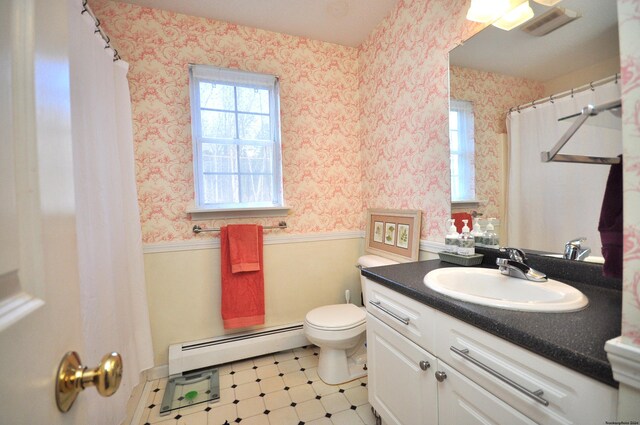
top-left (188, 65), bottom-right (284, 213)
top-left (449, 99), bottom-right (475, 201)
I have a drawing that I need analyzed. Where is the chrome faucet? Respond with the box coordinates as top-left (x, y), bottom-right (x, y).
top-left (496, 247), bottom-right (547, 282)
top-left (564, 237), bottom-right (591, 261)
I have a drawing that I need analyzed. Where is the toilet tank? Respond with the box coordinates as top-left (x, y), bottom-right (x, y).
top-left (357, 255), bottom-right (398, 305)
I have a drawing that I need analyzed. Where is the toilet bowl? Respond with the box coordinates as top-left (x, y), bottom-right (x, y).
top-left (303, 255), bottom-right (398, 385)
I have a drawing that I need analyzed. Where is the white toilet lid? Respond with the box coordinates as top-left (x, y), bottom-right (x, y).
top-left (305, 304), bottom-right (366, 331)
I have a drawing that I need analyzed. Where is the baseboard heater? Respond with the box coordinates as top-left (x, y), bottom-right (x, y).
top-left (168, 322), bottom-right (309, 376)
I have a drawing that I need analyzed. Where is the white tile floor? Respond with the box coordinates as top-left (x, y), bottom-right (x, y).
top-left (136, 346), bottom-right (376, 425)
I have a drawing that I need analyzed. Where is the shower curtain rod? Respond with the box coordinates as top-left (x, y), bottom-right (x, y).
top-left (508, 73), bottom-right (620, 114)
top-left (193, 221), bottom-right (288, 234)
top-left (81, 0), bottom-right (121, 62)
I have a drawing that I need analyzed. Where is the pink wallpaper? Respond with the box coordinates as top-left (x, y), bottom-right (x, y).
top-left (618, 0), bottom-right (640, 346)
top-left (91, 0), bottom-right (364, 243)
top-left (358, 0), bottom-right (482, 240)
top-left (450, 66), bottom-right (545, 220)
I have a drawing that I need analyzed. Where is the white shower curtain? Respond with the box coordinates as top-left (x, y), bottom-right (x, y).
top-left (507, 80), bottom-right (621, 255)
top-left (69, 1), bottom-right (153, 423)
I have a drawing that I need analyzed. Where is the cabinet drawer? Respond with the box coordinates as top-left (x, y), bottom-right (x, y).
top-left (365, 279), bottom-right (436, 353)
top-left (435, 313), bottom-right (617, 425)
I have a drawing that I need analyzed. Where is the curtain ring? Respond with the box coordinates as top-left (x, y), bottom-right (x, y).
top-left (549, 94), bottom-right (555, 104)
top-left (517, 105), bottom-right (521, 113)
top-left (531, 100), bottom-right (536, 109)
top-left (615, 74), bottom-right (619, 84)
top-left (571, 88), bottom-right (574, 98)
top-left (590, 81), bottom-right (595, 91)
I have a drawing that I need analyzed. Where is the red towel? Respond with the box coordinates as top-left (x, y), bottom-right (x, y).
top-left (221, 225), bottom-right (265, 329)
top-left (228, 224), bottom-right (261, 273)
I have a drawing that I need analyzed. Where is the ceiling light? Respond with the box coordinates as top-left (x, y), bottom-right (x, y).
top-left (466, 0), bottom-right (514, 23)
top-left (492, 1), bottom-right (535, 30)
top-left (532, 0), bottom-right (562, 5)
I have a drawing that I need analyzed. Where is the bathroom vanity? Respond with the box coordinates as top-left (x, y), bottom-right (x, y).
top-left (362, 252), bottom-right (621, 424)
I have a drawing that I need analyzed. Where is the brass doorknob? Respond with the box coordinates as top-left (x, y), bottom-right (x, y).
top-left (56, 351), bottom-right (123, 412)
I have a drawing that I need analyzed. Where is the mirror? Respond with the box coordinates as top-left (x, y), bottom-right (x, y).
top-left (448, 0), bottom-right (620, 256)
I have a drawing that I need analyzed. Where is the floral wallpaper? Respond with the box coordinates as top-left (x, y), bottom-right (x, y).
top-left (91, 0), bottom-right (363, 243)
top-left (450, 66), bottom-right (545, 220)
top-left (619, 0), bottom-right (640, 346)
top-left (358, 0), bottom-right (481, 241)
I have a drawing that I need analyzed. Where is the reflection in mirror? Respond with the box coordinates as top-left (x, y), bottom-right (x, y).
top-left (448, 0), bottom-right (620, 259)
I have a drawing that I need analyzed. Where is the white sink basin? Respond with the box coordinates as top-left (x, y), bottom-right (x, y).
top-left (424, 267), bottom-right (588, 312)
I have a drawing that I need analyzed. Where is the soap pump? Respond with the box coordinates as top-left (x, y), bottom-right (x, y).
top-left (445, 219), bottom-right (459, 253)
top-left (458, 219), bottom-right (475, 256)
top-left (471, 217), bottom-right (484, 247)
top-left (484, 218), bottom-right (499, 248)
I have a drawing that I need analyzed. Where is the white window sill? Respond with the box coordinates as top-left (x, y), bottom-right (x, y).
top-left (187, 206), bottom-right (290, 221)
top-left (451, 199), bottom-right (484, 209)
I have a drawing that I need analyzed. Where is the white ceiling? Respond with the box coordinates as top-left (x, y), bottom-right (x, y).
top-left (111, 0), bottom-right (399, 47)
top-left (449, 0), bottom-right (619, 82)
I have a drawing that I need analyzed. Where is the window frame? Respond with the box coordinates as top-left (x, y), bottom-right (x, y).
top-left (188, 64), bottom-right (286, 217)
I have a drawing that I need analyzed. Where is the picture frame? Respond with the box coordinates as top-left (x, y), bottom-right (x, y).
top-left (365, 208), bottom-right (422, 262)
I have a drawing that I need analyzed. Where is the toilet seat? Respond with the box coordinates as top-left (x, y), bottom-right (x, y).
top-left (305, 304), bottom-right (366, 331)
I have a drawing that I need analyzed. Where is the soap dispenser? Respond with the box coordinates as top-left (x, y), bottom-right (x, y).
top-left (445, 219), bottom-right (459, 253)
top-left (484, 218), bottom-right (499, 248)
top-left (458, 219), bottom-right (475, 256)
top-left (471, 217), bottom-right (484, 247)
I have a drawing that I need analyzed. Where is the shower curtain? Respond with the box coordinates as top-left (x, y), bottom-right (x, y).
top-left (69, 1), bottom-right (153, 423)
top-left (506, 80), bottom-right (621, 255)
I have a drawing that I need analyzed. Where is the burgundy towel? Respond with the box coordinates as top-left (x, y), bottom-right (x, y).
top-left (228, 224), bottom-right (261, 273)
top-left (598, 156), bottom-right (623, 278)
top-left (220, 225), bottom-right (265, 329)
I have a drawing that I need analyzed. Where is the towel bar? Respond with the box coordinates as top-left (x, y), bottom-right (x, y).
top-left (193, 221), bottom-right (287, 234)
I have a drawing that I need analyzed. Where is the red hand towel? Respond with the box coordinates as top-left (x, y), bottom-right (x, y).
top-left (220, 225), bottom-right (265, 329)
top-left (228, 224), bottom-right (261, 273)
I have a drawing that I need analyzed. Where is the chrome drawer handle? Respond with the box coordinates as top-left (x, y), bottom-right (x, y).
top-left (369, 300), bottom-right (410, 325)
top-left (450, 346), bottom-right (549, 406)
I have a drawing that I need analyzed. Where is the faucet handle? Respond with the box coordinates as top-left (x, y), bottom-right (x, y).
top-left (499, 247), bottom-right (527, 262)
top-left (566, 237), bottom-right (586, 247)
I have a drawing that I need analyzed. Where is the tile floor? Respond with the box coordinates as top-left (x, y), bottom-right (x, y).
top-left (136, 346), bottom-right (376, 425)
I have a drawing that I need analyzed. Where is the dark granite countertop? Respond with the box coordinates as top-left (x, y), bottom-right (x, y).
top-left (361, 249), bottom-right (622, 388)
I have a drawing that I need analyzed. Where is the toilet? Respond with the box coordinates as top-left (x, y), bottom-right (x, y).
top-left (303, 255), bottom-right (398, 385)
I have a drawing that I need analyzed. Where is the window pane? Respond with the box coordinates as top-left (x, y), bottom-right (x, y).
top-left (450, 154), bottom-right (459, 176)
top-left (199, 82), bottom-right (235, 110)
top-left (239, 144), bottom-right (273, 173)
top-left (237, 87), bottom-right (270, 113)
top-left (449, 110), bottom-right (458, 130)
top-left (449, 130), bottom-right (459, 151)
top-left (202, 174), bottom-right (239, 204)
top-left (201, 110), bottom-right (236, 139)
top-left (202, 143), bottom-right (237, 173)
top-left (238, 113), bottom-right (270, 140)
top-left (240, 174), bottom-right (273, 203)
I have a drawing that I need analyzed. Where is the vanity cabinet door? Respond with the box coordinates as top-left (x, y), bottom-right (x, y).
top-left (437, 361), bottom-right (538, 425)
top-left (367, 313), bottom-right (438, 425)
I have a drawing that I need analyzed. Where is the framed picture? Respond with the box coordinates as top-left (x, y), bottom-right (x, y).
top-left (373, 221), bottom-right (384, 243)
top-left (396, 224), bottom-right (410, 249)
top-left (365, 208), bottom-right (422, 262)
top-left (384, 223), bottom-right (396, 245)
